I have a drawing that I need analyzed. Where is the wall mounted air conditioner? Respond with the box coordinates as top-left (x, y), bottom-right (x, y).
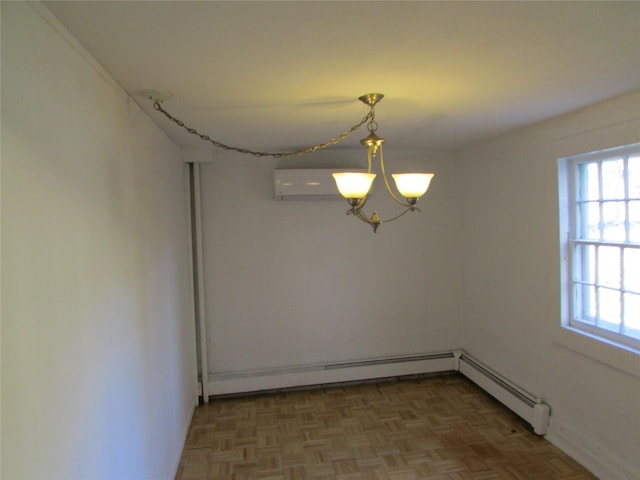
top-left (273, 169), bottom-right (362, 200)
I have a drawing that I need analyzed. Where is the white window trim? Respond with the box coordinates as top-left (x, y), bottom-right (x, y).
top-left (558, 143), bottom-right (640, 377)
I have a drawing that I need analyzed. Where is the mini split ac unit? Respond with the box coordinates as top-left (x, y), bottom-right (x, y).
top-left (273, 169), bottom-right (363, 200)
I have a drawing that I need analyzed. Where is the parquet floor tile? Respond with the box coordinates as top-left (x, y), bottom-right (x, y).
top-left (175, 375), bottom-right (597, 480)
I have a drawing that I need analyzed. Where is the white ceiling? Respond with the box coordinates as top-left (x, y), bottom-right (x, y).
top-left (43, 1), bottom-right (640, 154)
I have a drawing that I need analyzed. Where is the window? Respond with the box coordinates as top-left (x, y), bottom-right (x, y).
top-left (560, 143), bottom-right (640, 351)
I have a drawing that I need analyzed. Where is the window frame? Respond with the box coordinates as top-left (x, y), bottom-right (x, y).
top-left (559, 143), bottom-right (640, 354)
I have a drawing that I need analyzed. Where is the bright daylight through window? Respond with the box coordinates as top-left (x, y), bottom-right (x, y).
top-left (560, 143), bottom-right (640, 351)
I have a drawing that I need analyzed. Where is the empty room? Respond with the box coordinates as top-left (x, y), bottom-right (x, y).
top-left (2, 2), bottom-right (639, 479)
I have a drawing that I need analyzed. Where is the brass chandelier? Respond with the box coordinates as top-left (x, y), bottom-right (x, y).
top-left (152, 92), bottom-right (434, 233)
top-left (332, 94), bottom-right (433, 232)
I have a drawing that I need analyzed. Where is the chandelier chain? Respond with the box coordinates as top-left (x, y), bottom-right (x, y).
top-left (153, 101), bottom-right (374, 158)
top-left (366, 106), bottom-right (378, 133)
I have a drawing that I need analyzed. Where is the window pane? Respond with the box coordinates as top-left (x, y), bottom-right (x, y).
top-left (574, 283), bottom-right (596, 322)
top-left (578, 201), bottom-right (600, 239)
top-left (578, 162), bottom-right (599, 201)
top-left (601, 158), bottom-right (625, 200)
top-left (624, 248), bottom-right (640, 293)
top-left (598, 246), bottom-right (620, 288)
top-left (623, 292), bottom-right (640, 336)
top-left (598, 287), bottom-right (621, 331)
top-left (629, 155), bottom-right (640, 199)
top-left (588, 285), bottom-right (597, 320)
top-left (575, 244), bottom-right (597, 285)
top-left (588, 245), bottom-right (596, 284)
top-left (602, 201), bottom-right (625, 241)
top-left (630, 200), bottom-right (640, 243)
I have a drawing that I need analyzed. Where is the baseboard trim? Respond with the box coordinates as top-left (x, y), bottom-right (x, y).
top-left (546, 419), bottom-right (637, 480)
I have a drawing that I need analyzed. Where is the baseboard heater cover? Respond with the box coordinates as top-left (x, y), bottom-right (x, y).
top-left (324, 352), bottom-right (454, 370)
top-left (204, 349), bottom-right (550, 436)
top-left (208, 351), bottom-right (456, 395)
top-left (455, 351), bottom-right (550, 435)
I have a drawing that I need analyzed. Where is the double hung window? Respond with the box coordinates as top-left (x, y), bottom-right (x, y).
top-left (561, 143), bottom-right (640, 350)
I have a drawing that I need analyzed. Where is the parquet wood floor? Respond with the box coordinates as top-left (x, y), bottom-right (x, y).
top-left (175, 374), bottom-right (597, 480)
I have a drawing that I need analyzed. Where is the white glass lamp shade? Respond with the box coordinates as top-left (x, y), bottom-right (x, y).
top-left (392, 173), bottom-right (434, 198)
top-left (332, 172), bottom-right (376, 199)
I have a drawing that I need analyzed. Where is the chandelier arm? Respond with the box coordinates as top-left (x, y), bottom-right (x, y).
top-left (379, 147), bottom-right (412, 207)
top-left (347, 205), bottom-right (419, 234)
top-left (153, 101), bottom-right (373, 158)
top-left (355, 192), bottom-right (370, 210)
top-left (353, 209), bottom-right (374, 225)
top-left (346, 207), bottom-right (373, 224)
top-left (375, 206), bottom-right (415, 224)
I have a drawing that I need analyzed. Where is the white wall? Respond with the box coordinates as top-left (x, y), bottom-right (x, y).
top-left (6, 3), bottom-right (635, 478)
top-left (1, 3), bottom-right (197, 479)
top-left (198, 147), bottom-right (460, 390)
top-left (457, 90), bottom-right (640, 480)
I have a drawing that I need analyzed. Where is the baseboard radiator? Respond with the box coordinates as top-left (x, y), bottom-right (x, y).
top-left (208, 351), bottom-right (456, 396)
top-left (204, 349), bottom-right (550, 435)
top-left (455, 350), bottom-right (550, 435)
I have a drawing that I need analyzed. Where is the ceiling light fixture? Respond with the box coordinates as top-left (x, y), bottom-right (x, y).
top-left (332, 94), bottom-right (434, 232)
top-left (151, 92), bottom-right (434, 233)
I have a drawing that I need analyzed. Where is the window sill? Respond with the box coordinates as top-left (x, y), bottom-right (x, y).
top-left (554, 325), bottom-right (640, 379)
